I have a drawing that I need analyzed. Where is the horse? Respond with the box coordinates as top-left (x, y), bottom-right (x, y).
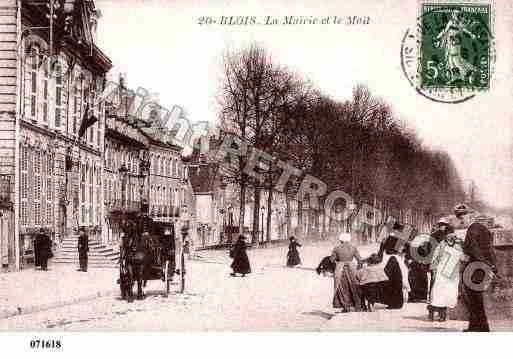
top-left (119, 221), bottom-right (151, 302)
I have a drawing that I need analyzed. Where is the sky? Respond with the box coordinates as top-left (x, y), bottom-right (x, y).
top-left (94, 0), bottom-right (513, 210)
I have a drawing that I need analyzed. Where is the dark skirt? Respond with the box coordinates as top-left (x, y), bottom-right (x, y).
top-left (286, 249), bottom-right (301, 266)
top-left (382, 257), bottom-right (405, 309)
top-left (333, 263), bottom-right (363, 311)
top-left (408, 263), bottom-right (429, 301)
top-left (231, 251), bottom-right (251, 274)
top-left (361, 281), bottom-right (388, 305)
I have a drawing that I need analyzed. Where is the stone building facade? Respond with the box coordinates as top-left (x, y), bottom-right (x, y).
top-left (0, 1), bottom-right (111, 270)
top-left (104, 115), bottom-right (190, 246)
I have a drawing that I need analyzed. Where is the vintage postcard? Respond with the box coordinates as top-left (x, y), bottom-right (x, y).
top-left (1, 0), bottom-right (513, 350)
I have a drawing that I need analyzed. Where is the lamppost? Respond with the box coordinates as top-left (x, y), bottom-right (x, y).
top-left (261, 205), bottom-right (265, 245)
top-left (138, 150), bottom-right (151, 213)
top-left (119, 163), bottom-right (128, 209)
top-left (219, 177), bottom-right (227, 243)
top-left (227, 204), bottom-right (233, 244)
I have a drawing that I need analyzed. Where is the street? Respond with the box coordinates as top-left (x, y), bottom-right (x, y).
top-left (1, 241), bottom-right (511, 331)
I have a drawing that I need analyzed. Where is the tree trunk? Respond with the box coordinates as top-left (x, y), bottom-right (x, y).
top-left (297, 200), bottom-right (303, 238)
top-left (321, 197), bottom-right (326, 239)
top-left (252, 186), bottom-right (261, 244)
top-left (239, 181), bottom-right (246, 236)
top-left (266, 188), bottom-right (273, 243)
top-left (285, 189), bottom-right (291, 239)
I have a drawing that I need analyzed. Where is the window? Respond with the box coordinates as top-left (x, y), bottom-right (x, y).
top-left (96, 79), bottom-right (103, 146)
top-left (20, 147), bottom-right (29, 226)
top-left (34, 151), bottom-right (41, 225)
top-left (55, 62), bottom-right (64, 129)
top-left (41, 63), bottom-right (48, 124)
top-left (89, 165), bottom-right (93, 224)
top-left (73, 75), bottom-right (83, 135)
top-left (46, 153), bottom-right (53, 225)
top-left (28, 46), bottom-right (39, 121)
top-left (81, 164), bottom-right (86, 224)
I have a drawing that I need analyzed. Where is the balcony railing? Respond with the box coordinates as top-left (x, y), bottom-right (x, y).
top-left (150, 205), bottom-right (181, 218)
top-left (107, 199), bottom-right (141, 213)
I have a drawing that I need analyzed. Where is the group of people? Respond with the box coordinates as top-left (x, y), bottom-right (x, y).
top-left (327, 203), bottom-right (498, 332)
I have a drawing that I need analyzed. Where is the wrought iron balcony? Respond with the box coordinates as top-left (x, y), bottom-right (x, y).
top-left (107, 199), bottom-right (141, 213)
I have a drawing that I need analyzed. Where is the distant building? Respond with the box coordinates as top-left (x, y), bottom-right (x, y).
top-left (104, 79), bottom-right (190, 245)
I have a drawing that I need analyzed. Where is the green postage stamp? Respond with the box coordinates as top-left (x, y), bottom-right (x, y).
top-left (401, 0), bottom-right (495, 103)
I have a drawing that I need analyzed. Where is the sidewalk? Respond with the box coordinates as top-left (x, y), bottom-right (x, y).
top-left (0, 240), bottom-right (379, 322)
top-left (0, 264), bottom-right (118, 320)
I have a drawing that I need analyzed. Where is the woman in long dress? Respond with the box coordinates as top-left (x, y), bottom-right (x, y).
top-left (230, 235), bottom-right (251, 277)
top-left (331, 232), bottom-right (363, 312)
top-left (378, 235), bottom-right (411, 309)
top-left (428, 234), bottom-right (464, 321)
top-left (286, 236), bottom-right (302, 267)
top-left (405, 241), bottom-right (430, 302)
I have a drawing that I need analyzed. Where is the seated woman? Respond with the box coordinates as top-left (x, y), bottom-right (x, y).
top-left (357, 254), bottom-right (389, 311)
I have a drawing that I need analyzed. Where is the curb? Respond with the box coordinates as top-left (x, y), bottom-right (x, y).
top-left (0, 288), bottom-right (119, 321)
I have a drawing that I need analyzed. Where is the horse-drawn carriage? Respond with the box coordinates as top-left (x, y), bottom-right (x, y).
top-left (118, 213), bottom-right (178, 302)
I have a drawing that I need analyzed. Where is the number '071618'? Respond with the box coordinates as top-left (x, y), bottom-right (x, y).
top-left (29, 340), bottom-right (62, 349)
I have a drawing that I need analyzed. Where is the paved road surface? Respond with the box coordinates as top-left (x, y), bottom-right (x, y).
top-left (1, 241), bottom-right (512, 331)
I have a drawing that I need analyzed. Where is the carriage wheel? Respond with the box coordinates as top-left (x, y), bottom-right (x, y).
top-left (164, 260), bottom-right (170, 297)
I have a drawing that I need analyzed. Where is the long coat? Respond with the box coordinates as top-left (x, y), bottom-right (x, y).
top-left (286, 241), bottom-right (302, 266)
top-left (461, 221), bottom-right (497, 331)
top-left (78, 234), bottom-right (89, 257)
top-left (35, 233), bottom-right (51, 263)
top-left (230, 239), bottom-right (251, 274)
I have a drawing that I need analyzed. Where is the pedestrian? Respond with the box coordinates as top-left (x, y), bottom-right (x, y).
top-left (455, 204), bottom-right (497, 332)
top-left (378, 233), bottom-right (410, 309)
top-left (183, 239), bottom-right (191, 260)
top-left (286, 236), bottom-right (302, 267)
top-left (77, 227), bottom-right (89, 272)
top-left (405, 239), bottom-right (430, 303)
top-left (33, 231), bottom-right (41, 269)
top-left (229, 235), bottom-right (251, 277)
top-left (36, 228), bottom-right (51, 271)
top-left (162, 226), bottom-right (176, 280)
top-left (357, 253), bottom-right (389, 311)
top-left (331, 232), bottom-right (363, 313)
top-left (428, 230), bottom-right (464, 322)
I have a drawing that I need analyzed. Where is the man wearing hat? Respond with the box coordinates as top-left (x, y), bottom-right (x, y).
top-left (454, 204), bottom-right (497, 331)
top-left (35, 228), bottom-right (51, 271)
top-left (77, 227), bottom-right (89, 272)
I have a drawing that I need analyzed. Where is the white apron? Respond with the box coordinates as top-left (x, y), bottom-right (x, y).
top-left (430, 242), bottom-right (464, 308)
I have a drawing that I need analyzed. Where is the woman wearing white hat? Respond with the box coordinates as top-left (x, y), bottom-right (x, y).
top-left (330, 232), bottom-right (363, 312)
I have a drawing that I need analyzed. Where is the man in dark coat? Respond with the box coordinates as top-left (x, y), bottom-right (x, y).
top-left (456, 204), bottom-right (497, 332)
top-left (33, 232), bottom-right (41, 269)
top-left (78, 227), bottom-right (89, 272)
top-left (36, 228), bottom-right (51, 271)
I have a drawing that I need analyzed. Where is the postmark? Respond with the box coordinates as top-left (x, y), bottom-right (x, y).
top-left (401, 1), bottom-right (495, 103)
